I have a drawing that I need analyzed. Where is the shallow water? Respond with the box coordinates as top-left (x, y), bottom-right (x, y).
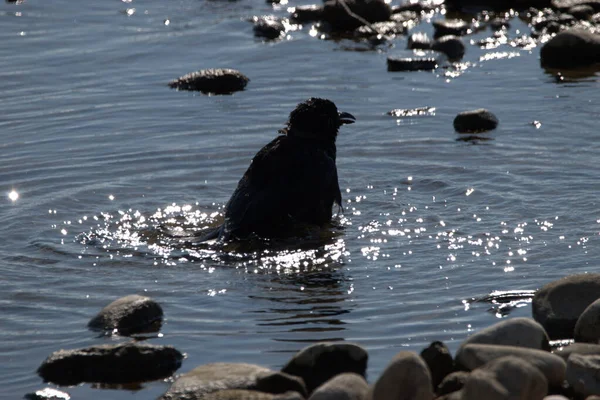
top-left (1, 0), bottom-right (600, 398)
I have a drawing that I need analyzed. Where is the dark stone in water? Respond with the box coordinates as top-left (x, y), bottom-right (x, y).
top-left (420, 341), bottom-right (454, 390)
top-left (281, 342), bottom-right (368, 393)
top-left (431, 35), bottom-right (465, 60)
top-left (37, 342), bottom-right (183, 385)
top-left (432, 19), bottom-right (469, 37)
top-left (24, 388), bottom-right (70, 400)
top-left (387, 56), bottom-right (438, 71)
top-left (88, 294), bottom-right (163, 335)
top-left (160, 363), bottom-right (307, 400)
top-left (289, 5), bottom-right (323, 23)
top-left (551, 0), bottom-right (600, 12)
top-left (436, 371), bottom-right (470, 395)
top-left (568, 4), bottom-right (595, 18)
top-left (322, 0), bottom-right (392, 31)
top-left (168, 68), bottom-right (249, 94)
top-left (540, 29), bottom-right (600, 68)
top-left (253, 16), bottom-right (286, 40)
top-left (407, 32), bottom-right (432, 49)
top-left (453, 108), bottom-right (498, 133)
top-left (354, 21), bottom-right (406, 38)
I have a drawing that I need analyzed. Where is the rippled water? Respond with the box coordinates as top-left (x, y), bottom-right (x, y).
top-left (1, 0), bottom-right (600, 398)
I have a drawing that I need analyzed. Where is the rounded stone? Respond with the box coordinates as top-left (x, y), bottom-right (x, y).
top-left (407, 32), bottom-right (432, 49)
top-left (566, 354), bottom-right (600, 398)
top-left (532, 273), bottom-right (600, 340)
top-left (453, 109), bottom-right (498, 133)
top-left (420, 341), bottom-right (454, 390)
top-left (308, 373), bottom-right (369, 400)
top-left (460, 317), bottom-right (550, 351)
top-left (432, 19), bottom-right (469, 37)
top-left (431, 35), bottom-right (465, 60)
top-left (88, 294), bottom-right (163, 335)
top-left (168, 68), bottom-right (250, 94)
top-left (554, 343), bottom-right (600, 360)
top-left (437, 371), bottom-right (470, 396)
top-left (575, 298), bottom-right (600, 343)
top-left (568, 4), bottom-right (595, 19)
top-left (387, 56), bottom-right (438, 71)
top-left (290, 5), bottom-right (323, 23)
top-left (540, 29), bottom-right (600, 69)
top-left (253, 16), bottom-right (285, 40)
top-left (371, 351), bottom-right (433, 400)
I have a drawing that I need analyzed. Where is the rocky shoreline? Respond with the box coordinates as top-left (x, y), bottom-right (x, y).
top-left (27, 273), bottom-right (600, 399)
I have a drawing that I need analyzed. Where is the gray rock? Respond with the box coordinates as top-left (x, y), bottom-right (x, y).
top-left (308, 373), bottom-right (368, 400)
top-left (168, 69), bottom-right (250, 94)
top-left (24, 388), bottom-right (70, 400)
top-left (354, 21), bottom-right (406, 38)
top-left (322, 0), bottom-right (391, 31)
top-left (281, 343), bottom-right (367, 394)
top-left (432, 19), bottom-right (469, 37)
top-left (437, 371), bottom-right (469, 396)
top-left (566, 353), bottom-right (600, 397)
top-left (554, 343), bottom-right (600, 360)
top-left (575, 298), bottom-right (600, 343)
top-left (88, 294), bottom-right (163, 335)
top-left (542, 396), bottom-right (570, 400)
top-left (540, 29), bottom-right (600, 69)
top-left (182, 390), bottom-right (304, 400)
top-left (459, 356), bottom-right (547, 400)
top-left (37, 341), bottom-right (183, 386)
top-left (551, 0), bottom-right (600, 12)
top-left (456, 344), bottom-right (566, 388)
top-left (460, 317), bottom-right (550, 351)
top-left (453, 109), bottom-right (498, 133)
top-left (532, 273), bottom-right (600, 339)
top-left (290, 5), bottom-right (323, 23)
top-left (568, 4), bottom-right (595, 18)
top-left (407, 32), bottom-right (432, 49)
top-left (253, 16), bottom-right (285, 40)
top-left (370, 351), bottom-right (433, 400)
top-left (161, 363), bottom-right (307, 400)
top-left (387, 56), bottom-right (438, 71)
top-left (431, 35), bottom-right (465, 60)
top-left (420, 341), bottom-right (454, 390)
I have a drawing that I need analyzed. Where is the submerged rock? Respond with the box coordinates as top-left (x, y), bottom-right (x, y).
top-left (532, 273), bottom-right (600, 339)
top-left (431, 35), bottom-right (465, 60)
top-left (160, 363), bottom-right (306, 400)
top-left (321, 0), bottom-right (391, 31)
top-left (453, 109), bottom-right (498, 133)
top-left (432, 19), bottom-right (470, 37)
top-left (290, 5), bottom-right (323, 23)
top-left (354, 21), bottom-right (406, 38)
top-left (88, 294), bottom-right (163, 335)
top-left (387, 56), bottom-right (438, 71)
top-left (420, 341), bottom-right (454, 390)
top-left (407, 32), bottom-right (432, 49)
top-left (540, 29), bottom-right (600, 68)
top-left (37, 342), bottom-right (183, 385)
top-left (281, 342), bottom-right (368, 394)
top-left (308, 373), bottom-right (368, 400)
top-left (168, 68), bottom-right (249, 94)
top-left (370, 351), bottom-right (433, 400)
top-left (253, 16), bottom-right (286, 40)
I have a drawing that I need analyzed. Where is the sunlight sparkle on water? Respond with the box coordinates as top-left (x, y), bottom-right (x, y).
top-left (8, 190), bottom-right (19, 202)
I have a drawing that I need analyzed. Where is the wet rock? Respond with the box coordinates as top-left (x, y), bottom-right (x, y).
top-left (88, 294), bottom-right (163, 335)
top-left (168, 68), bottom-right (249, 94)
top-left (354, 21), bottom-right (405, 38)
top-left (460, 317), bottom-right (550, 351)
top-left (290, 5), bottom-right (323, 23)
top-left (420, 341), bottom-right (454, 390)
top-left (543, 396), bottom-right (570, 400)
top-left (322, 0), bottom-right (392, 31)
top-left (456, 343), bottom-right (566, 388)
top-left (431, 35), bottom-right (465, 60)
top-left (37, 342), bottom-right (183, 386)
top-left (551, 0), bottom-right (600, 12)
top-left (554, 343), bottom-right (600, 360)
top-left (540, 29), bottom-right (600, 69)
top-left (387, 56), bottom-right (438, 71)
top-left (281, 342), bottom-right (367, 394)
top-left (253, 16), bottom-right (286, 40)
top-left (575, 298), bottom-right (600, 343)
top-left (532, 273), bottom-right (600, 339)
top-left (461, 356), bottom-right (548, 400)
top-left (432, 19), bottom-right (469, 37)
top-left (392, 1), bottom-right (435, 13)
top-left (370, 351), bottom-right (433, 400)
top-left (437, 371), bottom-right (470, 396)
top-left (489, 17), bottom-right (511, 30)
top-left (453, 109), bottom-right (498, 133)
top-left (24, 388), bottom-right (70, 400)
top-left (308, 373), bottom-right (368, 400)
top-left (407, 32), bottom-right (432, 49)
top-left (569, 4), bottom-right (595, 18)
top-left (161, 363), bottom-right (307, 400)
top-left (566, 353), bottom-right (600, 397)
top-left (183, 390), bottom-right (305, 400)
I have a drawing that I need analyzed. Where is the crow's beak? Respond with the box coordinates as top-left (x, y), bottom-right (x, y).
top-left (339, 111), bottom-right (356, 125)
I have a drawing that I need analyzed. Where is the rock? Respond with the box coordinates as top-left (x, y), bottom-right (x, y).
top-left (392, 1), bottom-right (435, 13)
top-left (489, 18), bottom-right (511, 30)
top-left (460, 317), bottom-right (550, 351)
top-left (431, 35), bottom-right (465, 60)
top-left (566, 353), bottom-right (600, 397)
top-left (420, 341), bottom-right (454, 390)
top-left (437, 371), bottom-right (470, 396)
top-left (354, 21), bottom-right (405, 38)
top-left (456, 344), bottom-right (566, 388)
top-left (575, 298), bottom-right (600, 343)
top-left (88, 294), bottom-right (163, 335)
top-left (460, 356), bottom-right (548, 400)
top-left (281, 342), bottom-right (367, 394)
top-left (321, 0), bottom-right (391, 31)
top-left (161, 363), bottom-right (307, 400)
top-left (168, 68), bottom-right (249, 94)
top-left (453, 109), bottom-right (498, 133)
top-left (432, 19), bottom-right (469, 37)
top-left (569, 4), bottom-right (595, 18)
top-left (540, 29), bottom-right (600, 69)
top-left (370, 351), bottom-right (434, 400)
top-left (37, 342), bottom-right (183, 386)
top-left (308, 373), bottom-right (368, 400)
top-left (554, 343), bottom-right (600, 360)
top-left (184, 390), bottom-right (305, 400)
top-left (551, 0), bottom-right (600, 12)
top-left (290, 5), bottom-right (323, 23)
top-left (407, 32), bottom-right (432, 49)
top-left (24, 388), bottom-right (70, 400)
top-left (532, 273), bottom-right (600, 339)
top-left (542, 396), bottom-right (570, 400)
top-left (253, 16), bottom-right (285, 40)
top-left (387, 56), bottom-right (438, 71)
